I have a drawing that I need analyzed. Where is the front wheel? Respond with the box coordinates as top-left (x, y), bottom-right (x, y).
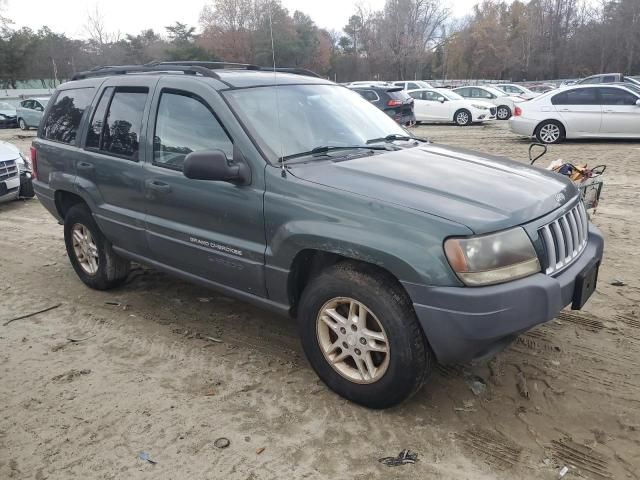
top-left (18, 118), bottom-right (28, 130)
top-left (64, 204), bottom-right (130, 290)
top-left (496, 105), bottom-right (511, 120)
top-left (298, 262), bottom-right (433, 409)
top-left (454, 109), bottom-right (472, 126)
top-left (535, 120), bottom-right (565, 144)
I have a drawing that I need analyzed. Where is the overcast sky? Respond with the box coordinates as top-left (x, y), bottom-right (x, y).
top-left (4, 0), bottom-right (486, 38)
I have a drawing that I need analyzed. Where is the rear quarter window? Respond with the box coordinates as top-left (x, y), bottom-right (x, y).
top-left (42, 88), bottom-right (94, 145)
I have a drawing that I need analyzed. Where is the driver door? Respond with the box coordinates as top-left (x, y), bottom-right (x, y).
top-left (142, 76), bottom-right (267, 296)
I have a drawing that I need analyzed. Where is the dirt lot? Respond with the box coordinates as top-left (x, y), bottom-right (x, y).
top-left (1, 123), bottom-right (639, 480)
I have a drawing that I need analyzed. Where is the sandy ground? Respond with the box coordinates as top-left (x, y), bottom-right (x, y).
top-left (1, 123), bottom-right (639, 480)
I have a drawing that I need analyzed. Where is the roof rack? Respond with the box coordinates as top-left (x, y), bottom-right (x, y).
top-left (71, 61), bottom-right (321, 81)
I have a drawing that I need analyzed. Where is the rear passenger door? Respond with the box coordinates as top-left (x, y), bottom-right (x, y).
top-left (598, 87), bottom-right (640, 136)
top-left (76, 76), bottom-right (157, 255)
top-left (141, 77), bottom-right (267, 297)
top-left (551, 88), bottom-right (602, 135)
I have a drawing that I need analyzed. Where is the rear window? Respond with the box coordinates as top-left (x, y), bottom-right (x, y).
top-left (42, 88), bottom-right (94, 145)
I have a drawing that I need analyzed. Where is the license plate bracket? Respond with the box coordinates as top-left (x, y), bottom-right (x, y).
top-left (571, 260), bottom-right (599, 310)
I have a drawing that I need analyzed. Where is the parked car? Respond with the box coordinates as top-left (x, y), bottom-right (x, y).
top-left (0, 141), bottom-right (33, 203)
top-left (407, 87), bottom-right (496, 125)
top-left (350, 85), bottom-right (416, 125)
top-left (0, 102), bottom-right (18, 128)
top-left (453, 85), bottom-right (523, 120)
top-left (16, 97), bottom-right (50, 130)
top-left (528, 84), bottom-right (557, 94)
top-left (509, 84), bottom-right (640, 143)
top-left (392, 80), bottom-right (432, 90)
top-left (495, 83), bottom-right (539, 100)
top-left (575, 73), bottom-right (640, 87)
top-left (32, 62), bottom-right (604, 408)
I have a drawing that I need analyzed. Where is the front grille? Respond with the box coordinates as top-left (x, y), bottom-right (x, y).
top-left (539, 201), bottom-right (589, 275)
top-left (490, 107), bottom-right (497, 116)
top-left (0, 159), bottom-right (18, 182)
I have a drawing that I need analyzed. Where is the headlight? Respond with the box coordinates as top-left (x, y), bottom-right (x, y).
top-left (18, 153), bottom-right (31, 172)
top-left (471, 104), bottom-right (488, 110)
top-left (444, 227), bottom-right (540, 286)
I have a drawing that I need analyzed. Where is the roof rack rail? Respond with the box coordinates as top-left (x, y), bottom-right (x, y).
top-left (71, 64), bottom-right (220, 81)
top-left (71, 61), bottom-right (322, 81)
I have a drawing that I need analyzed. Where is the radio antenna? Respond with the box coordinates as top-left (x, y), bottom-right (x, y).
top-left (268, 5), bottom-right (286, 178)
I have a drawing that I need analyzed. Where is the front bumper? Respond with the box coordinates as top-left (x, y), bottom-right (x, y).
top-left (471, 108), bottom-right (494, 122)
top-left (403, 224), bottom-right (604, 364)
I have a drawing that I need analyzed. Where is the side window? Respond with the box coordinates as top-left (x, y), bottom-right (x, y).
top-left (87, 88), bottom-right (147, 160)
top-left (359, 90), bottom-right (378, 102)
top-left (42, 88), bottom-right (94, 145)
top-left (552, 88), bottom-right (599, 105)
top-left (599, 87), bottom-right (638, 106)
top-left (456, 88), bottom-right (469, 97)
top-left (86, 87), bottom-right (114, 149)
top-left (153, 91), bottom-right (233, 172)
top-left (22, 100), bottom-right (33, 109)
top-left (602, 75), bottom-right (616, 83)
top-left (407, 82), bottom-right (419, 90)
top-left (408, 91), bottom-right (422, 100)
top-left (424, 90), bottom-right (440, 101)
top-left (33, 101), bottom-right (43, 111)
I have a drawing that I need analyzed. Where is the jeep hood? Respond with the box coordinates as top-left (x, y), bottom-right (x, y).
top-left (288, 143), bottom-right (577, 234)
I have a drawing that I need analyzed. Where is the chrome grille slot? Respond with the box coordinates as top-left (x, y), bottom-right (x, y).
top-left (0, 159), bottom-right (18, 182)
top-left (539, 202), bottom-right (588, 275)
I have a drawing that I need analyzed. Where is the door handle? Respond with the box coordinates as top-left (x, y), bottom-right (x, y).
top-left (145, 179), bottom-right (172, 194)
top-left (77, 161), bottom-right (94, 171)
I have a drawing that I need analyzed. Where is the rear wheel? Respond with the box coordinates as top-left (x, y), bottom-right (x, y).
top-left (18, 118), bottom-right (28, 130)
top-left (535, 120), bottom-right (565, 144)
top-left (496, 105), bottom-right (511, 120)
top-left (64, 204), bottom-right (130, 290)
top-left (298, 262), bottom-right (432, 409)
top-left (454, 109), bottom-right (472, 126)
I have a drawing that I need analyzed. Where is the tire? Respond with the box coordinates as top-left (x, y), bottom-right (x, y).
top-left (535, 120), bottom-right (565, 144)
top-left (63, 203), bottom-right (130, 290)
top-left (298, 262), bottom-right (433, 409)
top-left (496, 105), bottom-right (511, 120)
top-left (19, 174), bottom-right (34, 198)
top-left (454, 109), bottom-right (472, 126)
top-left (18, 118), bottom-right (28, 130)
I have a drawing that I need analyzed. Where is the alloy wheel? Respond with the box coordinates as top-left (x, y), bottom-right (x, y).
top-left (497, 107), bottom-right (510, 120)
top-left (71, 223), bottom-right (99, 275)
top-left (539, 123), bottom-right (561, 143)
top-left (456, 111), bottom-right (470, 125)
top-left (19, 119), bottom-right (27, 130)
top-left (316, 297), bottom-right (390, 384)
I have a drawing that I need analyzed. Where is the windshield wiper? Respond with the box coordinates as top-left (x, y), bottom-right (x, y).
top-left (366, 133), bottom-right (427, 144)
top-left (279, 145), bottom-right (390, 163)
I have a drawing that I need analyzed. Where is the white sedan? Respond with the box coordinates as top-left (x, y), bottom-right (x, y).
top-left (509, 84), bottom-right (640, 143)
top-left (495, 83), bottom-right (539, 100)
top-left (407, 88), bottom-right (496, 126)
top-left (453, 85), bottom-right (524, 120)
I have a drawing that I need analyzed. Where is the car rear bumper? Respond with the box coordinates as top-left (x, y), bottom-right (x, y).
top-left (509, 116), bottom-right (537, 136)
top-left (403, 224), bottom-right (604, 364)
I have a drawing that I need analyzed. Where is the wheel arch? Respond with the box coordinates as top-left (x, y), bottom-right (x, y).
top-left (54, 190), bottom-right (88, 219)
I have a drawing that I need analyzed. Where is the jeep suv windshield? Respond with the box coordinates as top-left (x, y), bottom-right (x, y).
top-left (225, 84), bottom-right (408, 162)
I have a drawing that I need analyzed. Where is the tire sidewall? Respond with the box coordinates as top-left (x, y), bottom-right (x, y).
top-left (298, 266), bottom-right (428, 408)
top-left (18, 118), bottom-right (27, 130)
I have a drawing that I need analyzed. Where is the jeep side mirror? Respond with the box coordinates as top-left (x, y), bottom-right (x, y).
top-left (183, 149), bottom-right (249, 185)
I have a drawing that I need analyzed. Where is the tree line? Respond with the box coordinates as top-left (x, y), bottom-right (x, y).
top-left (0, 0), bottom-right (638, 88)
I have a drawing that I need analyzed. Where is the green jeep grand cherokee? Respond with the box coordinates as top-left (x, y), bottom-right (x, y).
top-left (31, 62), bottom-right (603, 408)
